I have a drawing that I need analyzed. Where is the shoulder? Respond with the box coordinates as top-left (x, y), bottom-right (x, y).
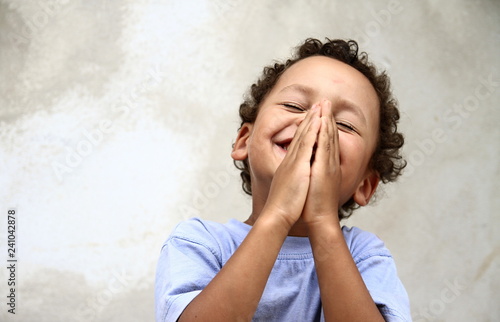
top-left (166, 217), bottom-right (226, 247)
top-left (168, 217), bottom-right (228, 240)
top-left (164, 217), bottom-right (246, 262)
top-left (342, 225), bottom-right (391, 263)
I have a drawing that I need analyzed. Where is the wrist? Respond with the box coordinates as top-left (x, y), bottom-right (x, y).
top-left (306, 214), bottom-right (343, 238)
top-left (304, 210), bottom-right (340, 226)
top-left (255, 208), bottom-right (295, 236)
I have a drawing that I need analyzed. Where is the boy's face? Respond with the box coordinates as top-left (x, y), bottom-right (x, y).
top-left (232, 56), bottom-right (380, 207)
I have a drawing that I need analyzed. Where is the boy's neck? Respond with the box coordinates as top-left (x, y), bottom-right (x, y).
top-left (244, 214), bottom-right (310, 237)
top-left (245, 180), bottom-right (315, 236)
top-left (245, 186), bottom-right (310, 237)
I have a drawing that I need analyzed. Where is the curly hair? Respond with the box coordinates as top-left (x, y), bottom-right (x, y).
top-left (234, 38), bottom-right (406, 220)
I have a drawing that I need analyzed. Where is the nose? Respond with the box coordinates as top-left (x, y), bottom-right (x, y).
top-left (296, 101), bottom-right (328, 127)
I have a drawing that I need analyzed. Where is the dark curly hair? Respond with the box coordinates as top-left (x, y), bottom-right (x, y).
top-left (234, 38), bottom-right (406, 220)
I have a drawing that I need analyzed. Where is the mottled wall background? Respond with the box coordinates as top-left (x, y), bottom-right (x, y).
top-left (0, 0), bottom-right (498, 321)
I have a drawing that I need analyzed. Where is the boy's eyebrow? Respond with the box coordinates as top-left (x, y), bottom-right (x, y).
top-left (278, 84), bottom-right (367, 126)
top-left (338, 99), bottom-right (367, 127)
top-left (278, 84), bottom-right (315, 96)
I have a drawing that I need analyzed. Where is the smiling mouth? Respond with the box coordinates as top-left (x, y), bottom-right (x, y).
top-left (277, 141), bottom-right (317, 164)
top-left (277, 142), bottom-right (291, 151)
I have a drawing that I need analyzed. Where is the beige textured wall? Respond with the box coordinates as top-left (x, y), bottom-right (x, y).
top-left (0, 0), bottom-right (499, 321)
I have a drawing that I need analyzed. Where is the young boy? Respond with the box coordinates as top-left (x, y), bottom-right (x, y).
top-left (155, 38), bottom-right (411, 321)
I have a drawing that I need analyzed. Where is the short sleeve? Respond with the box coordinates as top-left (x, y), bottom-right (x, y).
top-left (344, 226), bottom-right (412, 321)
top-left (155, 223), bottom-right (223, 322)
top-left (356, 252), bottom-right (411, 321)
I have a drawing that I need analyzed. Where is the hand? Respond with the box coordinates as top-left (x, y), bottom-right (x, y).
top-left (302, 100), bottom-right (341, 226)
top-left (262, 104), bottom-right (322, 229)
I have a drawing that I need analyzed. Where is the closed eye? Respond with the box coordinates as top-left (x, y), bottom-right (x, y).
top-left (337, 122), bottom-right (357, 133)
top-left (283, 103), bottom-right (305, 112)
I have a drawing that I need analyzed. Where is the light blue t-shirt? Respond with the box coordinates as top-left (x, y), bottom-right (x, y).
top-left (155, 218), bottom-right (411, 321)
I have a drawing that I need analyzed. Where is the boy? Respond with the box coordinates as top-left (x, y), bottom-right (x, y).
top-left (156, 38), bottom-right (411, 321)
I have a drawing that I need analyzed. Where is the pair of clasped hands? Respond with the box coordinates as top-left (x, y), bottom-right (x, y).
top-left (265, 100), bottom-right (342, 232)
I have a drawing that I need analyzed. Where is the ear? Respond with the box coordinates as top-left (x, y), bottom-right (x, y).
top-left (353, 170), bottom-right (380, 206)
top-left (231, 123), bottom-right (253, 161)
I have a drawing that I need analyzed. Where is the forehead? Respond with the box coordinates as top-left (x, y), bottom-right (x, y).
top-left (271, 56), bottom-right (379, 109)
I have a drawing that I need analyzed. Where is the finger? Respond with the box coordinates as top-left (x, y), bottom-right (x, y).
top-left (286, 105), bottom-right (321, 162)
top-left (312, 101), bottom-right (332, 168)
top-left (281, 110), bottom-right (314, 165)
top-left (320, 99), bottom-right (333, 121)
top-left (313, 105), bottom-right (339, 173)
top-left (329, 111), bottom-right (340, 168)
top-left (287, 104), bottom-right (319, 150)
top-left (314, 116), bottom-right (332, 166)
top-left (311, 115), bottom-right (328, 172)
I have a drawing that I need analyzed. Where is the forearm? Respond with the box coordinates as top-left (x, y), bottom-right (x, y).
top-left (179, 213), bottom-right (290, 321)
top-left (308, 218), bottom-right (384, 322)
